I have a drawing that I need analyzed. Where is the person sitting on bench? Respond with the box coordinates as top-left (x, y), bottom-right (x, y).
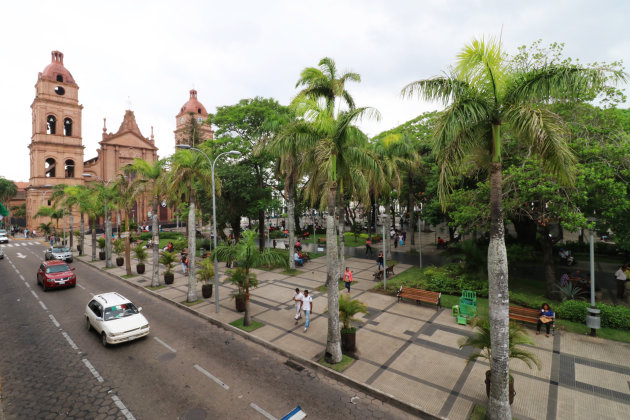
top-left (294, 251), bottom-right (304, 266)
top-left (537, 303), bottom-right (555, 337)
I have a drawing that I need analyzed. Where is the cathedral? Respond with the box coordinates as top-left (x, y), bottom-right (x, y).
top-left (20, 50), bottom-right (213, 232)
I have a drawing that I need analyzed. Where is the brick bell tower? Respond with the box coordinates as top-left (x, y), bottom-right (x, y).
top-left (26, 51), bottom-right (85, 231)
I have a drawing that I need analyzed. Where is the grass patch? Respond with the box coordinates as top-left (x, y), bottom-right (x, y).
top-left (318, 354), bottom-right (355, 372)
top-left (316, 279), bottom-right (345, 293)
top-left (121, 274), bottom-right (137, 279)
top-left (469, 404), bottom-right (486, 420)
top-left (557, 319), bottom-right (630, 343)
top-left (181, 299), bottom-right (204, 307)
top-left (230, 317), bottom-right (264, 332)
top-left (280, 269), bottom-right (303, 276)
top-left (146, 285), bottom-right (166, 291)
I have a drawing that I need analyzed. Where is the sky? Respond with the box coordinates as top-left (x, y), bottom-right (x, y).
top-left (1, 0), bottom-right (628, 182)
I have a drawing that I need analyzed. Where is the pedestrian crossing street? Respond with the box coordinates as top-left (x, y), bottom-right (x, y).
top-left (0, 242), bottom-right (42, 248)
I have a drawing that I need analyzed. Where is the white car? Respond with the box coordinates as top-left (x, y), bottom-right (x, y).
top-left (0, 233), bottom-right (8, 244)
top-left (85, 292), bottom-right (150, 346)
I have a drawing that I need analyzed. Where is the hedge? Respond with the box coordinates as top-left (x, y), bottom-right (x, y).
top-left (554, 300), bottom-right (630, 330)
top-left (138, 231), bottom-right (182, 240)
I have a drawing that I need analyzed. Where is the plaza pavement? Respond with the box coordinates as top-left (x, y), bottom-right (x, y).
top-left (16, 234), bottom-right (630, 420)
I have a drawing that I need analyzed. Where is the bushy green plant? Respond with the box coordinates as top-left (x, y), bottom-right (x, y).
top-left (198, 238), bottom-right (212, 251)
top-left (554, 301), bottom-right (630, 330)
top-left (224, 267), bottom-right (258, 297)
top-left (113, 238), bottom-right (125, 257)
top-left (196, 258), bottom-right (214, 284)
top-left (97, 237), bottom-right (106, 251)
top-left (338, 294), bottom-right (369, 333)
top-left (133, 244), bottom-right (148, 264)
top-left (269, 230), bottom-right (284, 239)
top-left (172, 238), bottom-right (188, 252)
top-left (423, 264), bottom-right (488, 296)
top-left (506, 243), bottom-right (537, 264)
top-left (555, 300), bottom-right (589, 323)
top-left (158, 251), bottom-right (177, 274)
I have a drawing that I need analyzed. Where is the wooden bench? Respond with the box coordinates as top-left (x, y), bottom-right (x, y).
top-left (386, 264), bottom-right (396, 276)
top-left (397, 286), bottom-right (441, 310)
top-left (509, 305), bottom-right (556, 336)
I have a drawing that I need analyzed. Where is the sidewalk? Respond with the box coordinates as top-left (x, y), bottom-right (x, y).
top-left (77, 240), bottom-right (630, 420)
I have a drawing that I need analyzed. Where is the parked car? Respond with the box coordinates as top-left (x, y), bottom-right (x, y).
top-left (37, 260), bottom-right (76, 291)
top-left (85, 292), bottom-right (150, 347)
top-left (0, 232), bottom-right (8, 243)
top-left (45, 246), bottom-right (73, 262)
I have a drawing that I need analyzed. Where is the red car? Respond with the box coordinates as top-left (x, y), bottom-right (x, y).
top-left (37, 260), bottom-right (77, 291)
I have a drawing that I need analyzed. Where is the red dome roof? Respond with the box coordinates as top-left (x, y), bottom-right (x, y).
top-left (178, 89), bottom-right (208, 116)
top-left (41, 51), bottom-right (76, 84)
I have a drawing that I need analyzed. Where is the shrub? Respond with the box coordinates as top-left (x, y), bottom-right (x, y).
top-left (595, 241), bottom-right (619, 256)
top-left (506, 243), bottom-right (537, 264)
top-left (555, 300), bottom-right (630, 330)
top-left (269, 230), bottom-right (284, 239)
top-left (139, 231), bottom-right (182, 240)
top-left (173, 238), bottom-right (188, 252)
top-left (198, 238), bottom-right (211, 251)
top-left (423, 264), bottom-right (488, 296)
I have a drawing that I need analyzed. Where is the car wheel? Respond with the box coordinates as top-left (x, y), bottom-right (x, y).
top-left (101, 333), bottom-right (108, 347)
top-left (86, 318), bottom-right (92, 332)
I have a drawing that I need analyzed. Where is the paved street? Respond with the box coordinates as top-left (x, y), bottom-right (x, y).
top-left (0, 240), bottom-right (413, 420)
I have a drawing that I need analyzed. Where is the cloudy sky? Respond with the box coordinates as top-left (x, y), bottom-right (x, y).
top-left (1, 0), bottom-right (628, 182)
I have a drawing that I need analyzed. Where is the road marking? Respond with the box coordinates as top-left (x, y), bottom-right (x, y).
top-left (76, 283), bottom-right (86, 290)
top-left (19, 274), bottom-right (24, 281)
top-left (250, 403), bottom-right (277, 420)
top-left (49, 314), bottom-right (61, 328)
top-left (30, 290), bottom-right (39, 299)
top-left (82, 358), bottom-right (104, 382)
top-left (24, 282), bottom-right (31, 289)
top-left (62, 331), bottom-right (80, 351)
top-left (39, 301), bottom-right (48, 311)
top-left (154, 337), bottom-right (177, 353)
top-left (193, 364), bottom-right (229, 390)
top-left (16, 252), bottom-right (26, 259)
top-left (111, 395), bottom-right (136, 420)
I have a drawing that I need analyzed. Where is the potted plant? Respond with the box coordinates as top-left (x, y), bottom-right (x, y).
top-left (97, 237), bottom-right (106, 260)
top-left (133, 244), bottom-right (148, 274)
top-left (224, 268), bottom-right (258, 312)
top-left (197, 258), bottom-right (215, 298)
top-left (338, 294), bottom-right (369, 353)
top-left (113, 238), bottom-right (125, 267)
top-left (458, 318), bottom-right (541, 405)
top-left (159, 251), bottom-right (177, 284)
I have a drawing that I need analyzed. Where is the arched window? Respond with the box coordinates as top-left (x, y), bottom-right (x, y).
top-left (64, 118), bottom-right (72, 136)
top-left (56, 74), bottom-right (63, 82)
top-left (65, 159), bottom-right (75, 178)
top-left (46, 115), bottom-right (56, 135)
top-left (45, 158), bottom-right (56, 178)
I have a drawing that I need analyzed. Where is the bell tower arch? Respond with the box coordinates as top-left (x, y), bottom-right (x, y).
top-left (26, 51), bottom-right (85, 230)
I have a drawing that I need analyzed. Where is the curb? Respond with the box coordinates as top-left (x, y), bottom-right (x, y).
top-left (76, 256), bottom-right (444, 420)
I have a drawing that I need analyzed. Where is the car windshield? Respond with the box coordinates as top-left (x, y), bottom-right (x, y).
top-left (46, 264), bottom-right (71, 274)
top-left (104, 302), bottom-right (139, 321)
top-left (52, 247), bottom-right (70, 253)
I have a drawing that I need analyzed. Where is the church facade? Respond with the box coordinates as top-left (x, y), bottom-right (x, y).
top-left (22, 51), bottom-right (213, 232)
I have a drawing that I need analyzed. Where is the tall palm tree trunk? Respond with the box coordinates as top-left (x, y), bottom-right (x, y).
top-left (325, 184), bottom-right (342, 364)
top-left (125, 215), bottom-right (132, 277)
top-left (79, 213), bottom-right (85, 256)
top-left (487, 159), bottom-right (511, 420)
top-left (187, 198), bottom-right (197, 302)
top-left (337, 193), bottom-right (345, 280)
top-left (287, 183), bottom-right (296, 270)
top-left (258, 209), bottom-right (265, 252)
top-left (408, 172), bottom-right (415, 245)
top-left (151, 196), bottom-right (160, 287)
top-left (91, 219), bottom-right (97, 261)
top-left (69, 212), bottom-right (74, 249)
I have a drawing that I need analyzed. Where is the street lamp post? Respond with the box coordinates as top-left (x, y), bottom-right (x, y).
top-left (83, 174), bottom-right (114, 268)
top-left (177, 145), bottom-right (241, 313)
top-left (586, 218), bottom-right (600, 336)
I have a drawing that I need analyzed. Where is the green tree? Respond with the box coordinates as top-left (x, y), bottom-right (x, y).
top-left (402, 37), bottom-right (622, 418)
top-left (0, 178), bottom-right (17, 227)
top-left (168, 149), bottom-right (211, 302)
top-left (64, 185), bottom-right (92, 256)
top-left (212, 230), bottom-right (287, 326)
top-left (127, 158), bottom-right (168, 287)
top-left (111, 173), bottom-right (143, 276)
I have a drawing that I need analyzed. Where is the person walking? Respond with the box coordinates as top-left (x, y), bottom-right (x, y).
top-left (377, 251), bottom-right (384, 271)
top-left (343, 267), bottom-right (354, 293)
top-left (615, 265), bottom-right (627, 299)
top-left (365, 239), bottom-right (373, 256)
top-left (302, 290), bottom-right (313, 332)
top-left (293, 288), bottom-right (303, 323)
top-left (181, 251), bottom-right (189, 275)
top-left (394, 233), bottom-right (399, 249)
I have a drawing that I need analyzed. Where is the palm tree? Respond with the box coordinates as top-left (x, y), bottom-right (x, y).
top-left (291, 98), bottom-right (381, 364)
top-left (402, 36), bottom-right (623, 419)
top-left (126, 158), bottom-right (167, 287)
top-left (64, 185), bottom-right (92, 256)
top-left (111, 173), bottom-right (143, 277)
top-left (168, 149), bottom-right (211, 303)
top-left (212, 230), bottom-right (287, 326)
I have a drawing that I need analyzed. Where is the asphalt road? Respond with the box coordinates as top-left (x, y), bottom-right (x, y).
top-left (0, 241), bottom-right (413, 420)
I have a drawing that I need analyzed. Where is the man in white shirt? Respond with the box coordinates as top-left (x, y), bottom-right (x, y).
top-left (293, 288), bottom-right (303, 323)
top-left (302, 290), bottom-right (313, 332)
top-left (615, 265), bottom-right (627, 299)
